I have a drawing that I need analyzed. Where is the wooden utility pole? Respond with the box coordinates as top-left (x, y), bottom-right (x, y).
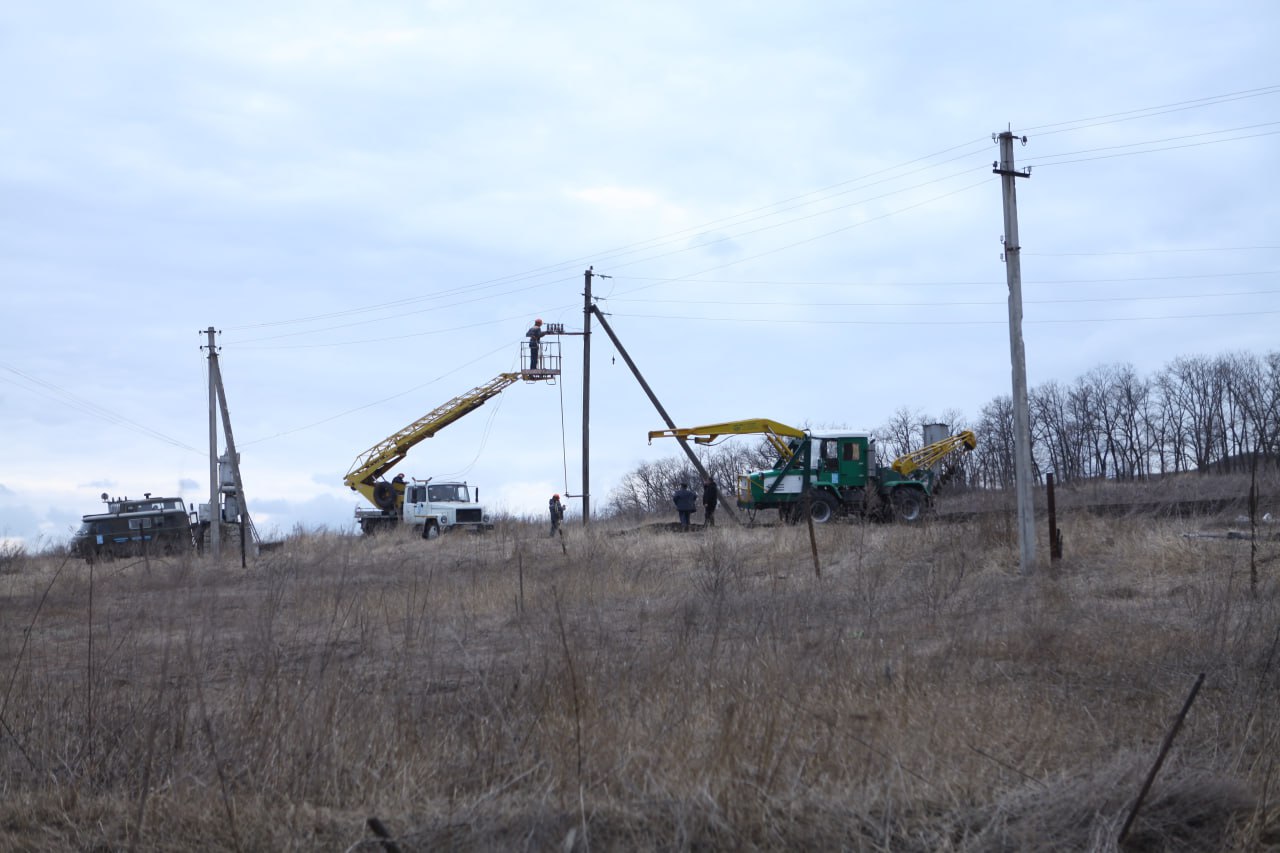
top-left (994, 130), bottom-right (1037, 575)
top-left (581, 267), bottom-right (593, 525)
top-left (204, 327), bottom-right (221, 560)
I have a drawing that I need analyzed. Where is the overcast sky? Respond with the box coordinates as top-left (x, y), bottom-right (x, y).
top-left (2, 1), bottom-right (1277, 547)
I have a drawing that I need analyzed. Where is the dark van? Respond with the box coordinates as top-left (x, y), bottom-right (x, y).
top-left (71, 493), bottom-right (196, 563)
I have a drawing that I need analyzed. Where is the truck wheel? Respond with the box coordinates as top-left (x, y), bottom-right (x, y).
top-left (891, 488), bottom-right (926, 523)
top-left (808, 492), bottom-right (837, 523)
top-left (421, 521), bottom-right (440, 540)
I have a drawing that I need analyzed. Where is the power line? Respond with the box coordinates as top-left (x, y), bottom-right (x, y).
top-left (607, 308), bottom-right (1280, 326)
top-left (223, 86), bottom-right (1278, 338)
top-left (606, 269), bottom-right (1280, 289)
top-left (233, 305), bottom-right (579, 349)
top-left (0, 360), bottom-right (201, 453)
top-left (219, 142), bottom-right (997, 334)
top-left (1026, 246), bottom-right (1280, 257)
top-left (1025, 128), bottom-right (1280, 169)
top-left (236, 340), bottom-right (517, 446)
top-left (1023, 85), bottom-right (1280, 136)
top-left (607, 178), bottom-right (992, 300)
top-left (608, 288), bottom-right (1280, 310)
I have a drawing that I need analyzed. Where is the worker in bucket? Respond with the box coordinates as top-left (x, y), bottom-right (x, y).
top-left (548, 493), bottom-right (565, 537)
top-left (526, 318), bottom-right (544, 369)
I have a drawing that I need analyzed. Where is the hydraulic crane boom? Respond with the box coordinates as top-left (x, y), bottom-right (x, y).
top-left (891, 429), bottom-right (977, 477)
top-left (344, 372), bottom-right (520, 507)
top-left (648, 418), bottom-right (807, 461)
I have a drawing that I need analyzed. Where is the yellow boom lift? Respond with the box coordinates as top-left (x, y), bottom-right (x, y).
top-left (345, 329), bottom-right (563, 536)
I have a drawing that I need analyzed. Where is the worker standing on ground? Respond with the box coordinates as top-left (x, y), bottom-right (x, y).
top-left (526, 318), bottom-right (544, 369)
top-left (702, 477), bottom-right (718, 527)
top-left (673, 482), bottom-right (697, 531)
top-left (549, 493), bottom-right (565, 537)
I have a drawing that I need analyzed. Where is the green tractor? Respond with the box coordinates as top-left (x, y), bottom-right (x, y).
top-left (649, 419), bottom-right (976, 524)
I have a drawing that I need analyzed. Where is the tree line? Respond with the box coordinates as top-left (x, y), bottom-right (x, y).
top-left (604, 350), bottom-right (1280, 518)
top-left (964, 350), bottom-right (1280, 489)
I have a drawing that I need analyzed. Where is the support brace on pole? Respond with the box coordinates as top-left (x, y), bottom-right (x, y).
top-left (591, 305), bottom-right (738, 523)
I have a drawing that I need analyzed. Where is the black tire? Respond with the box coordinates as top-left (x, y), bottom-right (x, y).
top-left (372, 482), bottom-right (397, 510)
top-left (808, 492), bottom-right (837, 524)
top-left (891, 488), bottom-right (927, 523)
top-left (421, 521), bottom-right (440, 541)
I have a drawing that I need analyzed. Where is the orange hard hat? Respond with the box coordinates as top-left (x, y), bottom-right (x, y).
top-left (553, 493), bottom-right (559, 498)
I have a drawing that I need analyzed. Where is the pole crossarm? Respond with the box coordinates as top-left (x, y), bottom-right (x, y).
top-left (344, 372), bottom-right (520, 492)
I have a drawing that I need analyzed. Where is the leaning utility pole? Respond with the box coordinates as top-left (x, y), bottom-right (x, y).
top-left (591, 305), bottom-right (738, 523)
top-left (204, 327), bottom-right (221, 560)
top-left (581, 266), bottom-right (593, 525)
top-left (210, 355), bottom-right (257, 564)
top-left (994, 130), bottom-right (1037, 575)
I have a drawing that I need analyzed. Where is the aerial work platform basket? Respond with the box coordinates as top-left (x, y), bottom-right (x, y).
top-left (520, 322), bottom-right (564, 383)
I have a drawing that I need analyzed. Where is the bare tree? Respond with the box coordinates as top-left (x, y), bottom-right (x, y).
top-left (875, 406), bottom-right (922, 463)
top-left (973, 395), bottom-right (1017, 489)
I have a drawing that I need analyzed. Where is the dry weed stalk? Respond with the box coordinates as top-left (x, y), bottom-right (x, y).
top-left (0, 512), bottom-right (1276, 851)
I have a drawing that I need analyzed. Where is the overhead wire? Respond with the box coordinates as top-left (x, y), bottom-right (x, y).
top-left (437, 347), bottom-right (526, 480)
top-left (605, 176), bottom-right (992, 300)
top-left (220, 139), bottom-right (997, 335)
top-left (607, 287), bottom-right (1280, 309)
top-left (1026, 245), bottom-right (1280, 257)
top-left (607, 308), bottom-right (1280, 326)
top-left (1024, 127), bottom-right (1280, 170)
top-left (17, 87), bottom-right (1271, 456)
top-left (606, 269), bottom-right (1280, 289)
top-left (236, 339), bottom-right (516, 447)
top-left (0, 360), bottom-right (201, 454)
top-left (1022, 85), bottom-right (1280, 137)
top-left (224, 86), bottom-right (1279, 343)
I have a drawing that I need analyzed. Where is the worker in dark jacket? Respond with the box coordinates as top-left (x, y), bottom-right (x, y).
top-left (527, 318), bottom-right (544, 369)
top-left (702, 478), bottom-right (719, 527)
top-left (549, 493), bottom-right (565, 537)
top-left (673, 482), bottom-right (698, 531)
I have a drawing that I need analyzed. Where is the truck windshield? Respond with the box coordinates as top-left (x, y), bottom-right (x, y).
top-left (428, 484), bottom-right (470, 503)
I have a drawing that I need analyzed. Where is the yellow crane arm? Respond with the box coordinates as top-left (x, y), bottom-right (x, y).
top-left (891, 430), bottom-right (977, 476)
top-left (648, 418), bottom-right (806, 460)
top-left (344, 372), bottom-right (520, 503)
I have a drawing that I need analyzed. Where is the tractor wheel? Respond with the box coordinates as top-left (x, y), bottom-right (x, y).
top-left (808, 492), bottom-right (837, 524)
top-left (891, 488), bottom-right (927, 523)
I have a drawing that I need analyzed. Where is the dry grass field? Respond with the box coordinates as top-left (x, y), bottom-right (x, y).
top-left (2, 499), bottom-right (1279, 851)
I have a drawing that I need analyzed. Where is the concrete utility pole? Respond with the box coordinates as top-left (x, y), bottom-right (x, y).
top-left (994, 130), bottom-right (1037, 575)
top-left (211, 356), bottom-right (257, 565)
top-left (203, 327), bottom-right (221, 561)
top-left (581, 267), bottom-right (593, 526)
